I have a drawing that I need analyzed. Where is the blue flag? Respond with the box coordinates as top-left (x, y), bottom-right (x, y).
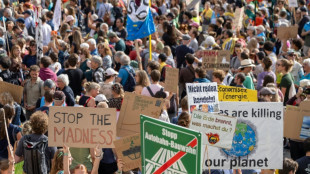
top-left (126, 0), bottom-right (155, 41)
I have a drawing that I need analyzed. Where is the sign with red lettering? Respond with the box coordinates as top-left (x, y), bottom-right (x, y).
top-left (202, 50), bottom-right (230, 71)
top-left (48, 106), bottom-right (116, 148)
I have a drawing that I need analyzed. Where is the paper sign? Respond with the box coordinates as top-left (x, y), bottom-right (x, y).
top-left (48, 106), bottom-right (116, 148)
top-left (186, 82), bottom-right (219, 114)
top-left (288, 0), bottom-right (298, 7)
top-left (203, 102), bottom-right (283, 169)
top-left (117, 92), bottom-right (164, 137)
top-left (164, 67), bottom-right (179, 94)
top-left (190, 110), bottom-right (237, 149)
top-left (202, 50), bottom-right (231, 71)
top-left (233, 7), bottom-right (244, 30)
top-left (277, 26), bottom-right (298, 39)
top-left (218, 85), bottom-right (258, 102)
top-left (0, 81), bottom-right (23, 103)
top-left (140, 115), bottom-right (202, 174)
top-left (114, 133), bottom-right (141, 172)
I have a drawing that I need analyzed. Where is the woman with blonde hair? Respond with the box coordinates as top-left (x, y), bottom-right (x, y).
top-left (163, 46), bottom-right (175, 67)
top-left (78, 82), bottom-right (100, 107)
top-left (134, 70), bottom-right (150, 94)
top-left (98, 42), bottom-right (112, 70)
top-left (0, 92), bottom-right (22, 125)
top-left (72, 30), bottom-right (83, 52)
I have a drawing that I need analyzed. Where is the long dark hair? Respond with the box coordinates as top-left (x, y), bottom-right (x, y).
top-left (163, 21), bottom-right (177, 45)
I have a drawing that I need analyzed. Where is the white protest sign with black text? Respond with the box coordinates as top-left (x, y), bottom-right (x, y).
top-left (186, 82), bottom-right (219, 113)
top-left (190, 111), bottom-right (237, 149)
top-left (203, 102), bottom-right (283, 169)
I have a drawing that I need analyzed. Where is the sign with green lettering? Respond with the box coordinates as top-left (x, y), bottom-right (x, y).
top-left (140, 115), bottom-right (202, 174)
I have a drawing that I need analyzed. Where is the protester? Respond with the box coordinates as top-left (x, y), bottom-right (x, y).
top-left (56, 74), bottom-right (75, 106)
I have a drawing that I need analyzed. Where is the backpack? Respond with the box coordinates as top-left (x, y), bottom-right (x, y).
top-left (23, 135), bottom-right (48, 174)
top-left (123, 67), bottom-right (136, 92)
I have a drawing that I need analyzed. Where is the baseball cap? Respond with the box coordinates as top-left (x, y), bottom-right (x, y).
top-left (105, 68), bottom-right (119, 76)
top-left (16, 18), bottom-right (25, 24)
top-left (182, 34), bottom-right (191, 40)
top-left (65, 15), bottom-right (74, 23)
top-left (95, 94), bottom-right (107, 102)
top-left (53, 91), bottom-right (66, 100)
top-left (260, 87), bottom-right (276, 95)
top-left (107, 32), bottom-right (117, 38)
top-left (22, 10), bottom-right (32, 15)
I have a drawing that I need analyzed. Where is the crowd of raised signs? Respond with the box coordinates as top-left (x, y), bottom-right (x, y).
top-left (0, 0), bottom-right (310, 173)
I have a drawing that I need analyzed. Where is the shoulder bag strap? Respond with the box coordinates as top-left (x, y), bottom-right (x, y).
top-left (146, 86), bottom-right (155, 97)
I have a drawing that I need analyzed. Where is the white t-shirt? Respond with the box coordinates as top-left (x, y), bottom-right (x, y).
top-left (42, 23), bottom-right (52, 46)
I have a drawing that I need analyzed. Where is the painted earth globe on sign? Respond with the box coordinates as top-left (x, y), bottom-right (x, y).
top-left (222, 122), bottom-right (256, 157)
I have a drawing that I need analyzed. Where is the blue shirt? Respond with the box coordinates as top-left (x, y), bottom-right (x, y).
top-left (22, 55), bottom-right (37, 68)
top-left (118, 65), bottom-right (133, 86)
top-left (301, 73), bottom-right (310, 80)
top-left (194, 78), bottom-right (210, 83)
top-left (91, 48), bottom-right (98, 55)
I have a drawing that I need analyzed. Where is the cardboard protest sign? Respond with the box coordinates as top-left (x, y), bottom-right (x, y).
top-left (284, 102), bottom-right (310, 140)
top-left (277, 26), bottom-right (298, 39)
top-left (288, 0), bottom-right (298, 7)
top-left (186, 82), bottom-right (219, 114)
top-left (117, 92), bottom-right (164, 137)
top-left (202, 50), bottom-right (231, 71)
top-left (190, 110), bottom-right (237, 149)
top-left (203, 102), bottom-right (283, 169)
top-left (218, 85), bottom-right (258, 102)
top-left (233, 7), bottom-right (244, 30)
top-left (114, 133), bottom-right (141, 172)
top-left (0, 81), bottom-right (23, 103)
top-left (141, 115), bottom-right (202, 174)
top-left (48, 106), bottom-right (116, 148)
top-left (164, 67), bottom-right (179, 94)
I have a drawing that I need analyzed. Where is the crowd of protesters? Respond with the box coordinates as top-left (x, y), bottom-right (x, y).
top-left (0, 0), bottom-right (309, 173)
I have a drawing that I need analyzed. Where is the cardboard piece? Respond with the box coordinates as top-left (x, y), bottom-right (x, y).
top-left (218, 85), bottom-right (258, 102)
top-left (202, 50), bottom-right (231, 71)
top-left (164, 67), bottom-right (179, 94)
top-left (186, 82), bottom-right (220, 114)
top-left (140, 115), bottom-right (202, 174)
top-left (284, 102), bottom-right (310, 140)
top-left (233, 7), bottom-right (244, 30)
top-left (0, 81), bottom-right (23, 103)
top-left (190, 110), bottom-right (237, 149)
top-left (117, 92), bottom-right (164, 137)
top-left (114, 133), bottom-right (141, 172)
top-left (204, 102), bottom-right (284, 169)
top-left (48, 106), bottom-right (117, 148)
top-left (277, 26), bottom-right (298, 39)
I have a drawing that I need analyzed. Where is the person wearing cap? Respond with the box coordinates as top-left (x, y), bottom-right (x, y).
top-left (114, 17), bottom-right (127, 40)
top-left (23, 10), bottom-right (34, 31)
top-left (99, 68), bottom-right (118, 99)
top-left (175, 34), bottom-right (194, 68)
top-left (107, 31), bottom-right (126, 52)
top-left (299, 6), bottom-right (310, 38)
top-left (259, 87), bottom-right (276, 102)
top-left (238, 58), bottom-right (256, 90)
top-left (91, 55), bottom-right (105, 83)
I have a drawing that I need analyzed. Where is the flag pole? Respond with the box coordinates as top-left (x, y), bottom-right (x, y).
top-left (149, 0), bottom-right (152, 61)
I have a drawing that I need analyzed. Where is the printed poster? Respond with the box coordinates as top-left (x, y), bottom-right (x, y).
top-left (204, 102), bottom-right (283, 169)
top-left (218, 85), bottom-right (258, 102)
top-left (186, 82), bottom-right (219, 113)
top-left (190, 110), bottom-right (237, 149)
top-left (141, 115), bottom-right (202, 174)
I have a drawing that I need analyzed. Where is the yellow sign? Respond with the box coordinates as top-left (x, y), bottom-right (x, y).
top-left (218, 85), bottom-right (258, 102)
